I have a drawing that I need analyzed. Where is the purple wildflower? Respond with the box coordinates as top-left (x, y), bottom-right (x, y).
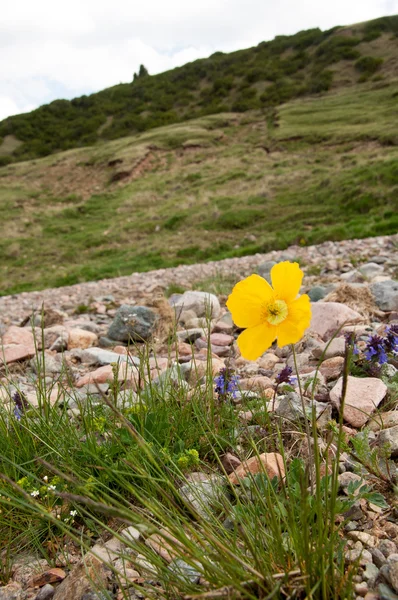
top-left (365, 335), bottom-right (388, 365)
top-left (214, 367), bottom-right (239, 401)
top-left (12, 391), bottom-right (28, 421)
top-left (344, 331), bottom-right (359, 355)
top-left (275, 365), bottom-right (297, 387)
top-left (384, 325), bottom-right (398, 356)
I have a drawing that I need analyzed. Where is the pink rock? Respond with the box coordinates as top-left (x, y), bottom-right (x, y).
top-left (113, 346), bottom-right (128, 355)
top-left (240, 376), bottom-right (273, 392)
top-left (76, 364), bottom-right (140, 391)
top-left (330, 375), bottom-right (387, 427)
top-left (221, 453), bottom-right (241, 474)
top-left (210, 344), bottom-right (232, 357)
top-left (68, 329), bottom-right (98, 350)
top-left (257, 354), bottom-right (280, 370)
top-left (2, 325), bottom-right (35, 347)
top-left (309, 302), bottom-right (364, 340)
top-left (212, 321), bottom-right (233, 334)
top-left (319, 356), bottom-right (345, 381)
top-left (228, 452), bottom-right (285, 484)
top-left (0, 344), bottom-right (36, 365)
top-left (209, 333), bottom-right (234, 346)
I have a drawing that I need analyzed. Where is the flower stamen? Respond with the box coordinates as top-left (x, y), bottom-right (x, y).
top-left (264, 299), bottom-right (288, 326)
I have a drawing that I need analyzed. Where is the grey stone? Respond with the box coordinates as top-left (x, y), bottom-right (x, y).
top-left (371, 547), bottom-right (388, 568)
top-left (338, 472), bottom-right (365, 495)
top-left (172, 291), bottom-right (220, 319)
top-left (121, 525), bottom-right (142, 544)
top-left (81, 347), bottom-right (139, 367)
top-left (359, 262), bottom-right (384, 278)
top-left (371, 281), bottom-right (398, 312)
top-left (379, 583), bottom-right (398, 600)
top-left (257, 261), bottom-right (277, 283)
top-left (176, 328), bottom-right (207, 343)
top-left (379, 426), bottom-right (398, 457)
top-left (345, 521), bottom-right (359, 532)
top-left (31, 352), bottom-right (65, 375)
top-left (380, 540), bottom-right (398, 558)
top-left (168, 558), bottom-right (201, 584)
top-left (107, 305), bottom-right (157, 342)
top-left (341, 269), bottom-right (365, 283)
top-left (308, 286), bottom-right (327, 303)
top-left (275, 392), bottom-right (305, 420)
top-left (363, 564), bottom-right (380, 587)
top-left (380, 565), bottom-right (392, 584)
top-left (35, 584), bottom-right (55, 600)
top-left (179, 475), bottom-right (226, 518)
top-left (390, 560), bottom-right (398, 593)
top-left (0, 584), bottom-right (23, 600)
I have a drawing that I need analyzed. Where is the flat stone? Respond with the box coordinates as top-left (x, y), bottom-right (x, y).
top-left (347, 531), bottom-right (376, 547)
top-left (228, 452), bottom-right (285, 484)
top-left (2, 325), bottom-right (35, 346)
top-left (309, 302), bottom-right (364, 340)
top-left (75, 364), bottom-right (140, 391)
top-left (330, 376), bottom-right (387, 427)
top-left (80, 347), bottom-right (139, 366)
top-left (0, 344), bottom-right (36, 365)
top-left (209, 333), bottom-right (234, 346)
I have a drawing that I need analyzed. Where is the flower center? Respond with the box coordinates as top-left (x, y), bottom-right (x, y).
top-left (264, 299), bottom-right (288, 326)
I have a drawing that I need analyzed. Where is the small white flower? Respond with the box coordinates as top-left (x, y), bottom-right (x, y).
top-left (30, 490), bottom-right (40, 497)
top-left (43, 476), bottom-right (48, 482)
top-left (70, 510), bottom-right (77, 517)
top-left (48, 485), bottom-right (56, 491)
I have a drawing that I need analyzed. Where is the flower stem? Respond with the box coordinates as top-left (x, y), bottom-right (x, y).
top-left (291, 344), bottom-right (314, 492)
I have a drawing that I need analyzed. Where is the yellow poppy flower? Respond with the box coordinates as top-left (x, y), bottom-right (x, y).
top-left (226, 261), bottom-right (312, 360)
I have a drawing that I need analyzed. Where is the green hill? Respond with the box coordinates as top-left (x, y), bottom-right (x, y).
top-left (0, 14), bottom-right (397, 164)
top-left (1, 80), bottom-right (397, 296)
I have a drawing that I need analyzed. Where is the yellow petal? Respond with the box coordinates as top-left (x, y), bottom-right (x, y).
top-left (237, 323), bottom-right (277, 361)
top-left (276, 294), bottom-right (312, 347)
top-left (226, 274), bottom-right (274, 329)
top-left (271, 261), bottom-right (303, 303)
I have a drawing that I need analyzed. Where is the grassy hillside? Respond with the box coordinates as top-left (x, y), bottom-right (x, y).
top-left (0, 15), bottom-right (397, 164)
top-left (1, 80), bottom-right (397, 296)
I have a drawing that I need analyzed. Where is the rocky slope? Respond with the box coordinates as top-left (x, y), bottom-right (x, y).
top-left (1, 233), bottom-right (398, 600)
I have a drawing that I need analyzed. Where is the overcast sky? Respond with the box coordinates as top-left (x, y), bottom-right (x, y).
top-left (1, 0), bottom-right (397, 121)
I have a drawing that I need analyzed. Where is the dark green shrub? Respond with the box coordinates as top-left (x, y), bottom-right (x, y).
top-left (308, 70), bottom-right (334, 93)
top-left (164, 213), bottom-right (187, 230)
top-left (355, 56), bottom-right (383, 76)
top-left (207, 208), bottom-right (263, 229)
top-left (0, 155), bottom-right (12, 167)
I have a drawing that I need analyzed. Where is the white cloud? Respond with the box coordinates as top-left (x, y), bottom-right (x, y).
top-left (0, 0), bottom-right (397, 120)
